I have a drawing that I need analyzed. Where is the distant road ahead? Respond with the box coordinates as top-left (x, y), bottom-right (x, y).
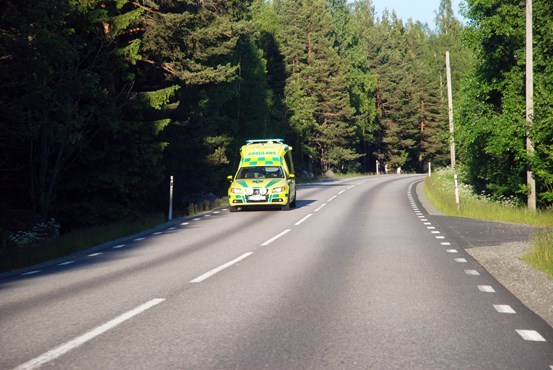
top-left (1, 175), bottom-right (552, 369)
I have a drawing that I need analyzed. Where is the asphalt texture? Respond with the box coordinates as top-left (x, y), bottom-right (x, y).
top-left (1, 175), bottom-right (552, 369)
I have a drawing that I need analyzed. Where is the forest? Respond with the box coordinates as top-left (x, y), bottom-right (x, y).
top-left (1, 0), bottom-right (552, 242)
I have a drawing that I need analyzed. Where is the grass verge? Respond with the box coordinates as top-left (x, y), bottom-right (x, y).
top-left (523, 230), bottom-right (553, 279)
top-left (424, 168), bottom-right (553, 279)
top-left (1, 214), bottom-right (166, 274)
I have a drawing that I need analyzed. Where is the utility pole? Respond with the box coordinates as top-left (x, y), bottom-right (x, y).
top-left (446, 51), bottom-right (460, 210)
top-left (526, 0), bottom-right (536, 211)
top-left (445, 51), bottom-right (456, 169)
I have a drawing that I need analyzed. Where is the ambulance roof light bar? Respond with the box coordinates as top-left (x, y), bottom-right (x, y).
top-left (245, 138), bottom-right (284, 144)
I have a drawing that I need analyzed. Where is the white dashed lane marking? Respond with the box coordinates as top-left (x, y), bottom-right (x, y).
top-left (294, 214), bottom-right (313, 226)
top-left (58, 261), bottom-right (75, 266)
top-left (494, 305), bottom-right (516, 314)
top-left (408, 184), bottom-right (552, 353)
top-left (315, 204), bottom-right (326, 212)
top-left (22, 270), bottom-right (41, 276)
top-left (13, 298), bottom-right (166, 370)
top-left (87, 253), bottom-right (102, 257)
top-left (261, 229), bottom-right (291, 247)
top-left (133, 237), bottom-right (145, 241)
top-left (478, 285), bottom-right (496, 293)
top-left (516, 330), bottom-right (547, 342)
top-left (112, 244), bottom-right (126, 249)
top-left (190, 253), bottom-right (253, 283)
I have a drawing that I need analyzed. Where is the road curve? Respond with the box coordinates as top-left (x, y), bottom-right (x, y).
top-left (1, 174), bottom-right (552, 369)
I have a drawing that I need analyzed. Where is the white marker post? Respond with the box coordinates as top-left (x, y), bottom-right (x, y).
top-left (454, 173), bottom-right (460, 210)
top-left (428, 162), bottom-right (432, 177)
top-left (168, 176), bottom-right (174, 221)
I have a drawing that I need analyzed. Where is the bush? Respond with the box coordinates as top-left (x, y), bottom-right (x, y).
top-left (8, 218), bottom-right (60, 248)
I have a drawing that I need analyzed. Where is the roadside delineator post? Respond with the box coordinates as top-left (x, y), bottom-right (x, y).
top-left (168, 175), bottom-right (174, 221)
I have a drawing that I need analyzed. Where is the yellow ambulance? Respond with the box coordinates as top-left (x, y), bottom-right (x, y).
top-left (227, 139), bottom-right (296, 212)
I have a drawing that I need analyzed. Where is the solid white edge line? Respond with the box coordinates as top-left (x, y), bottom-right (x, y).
top-left (13, 298), bottom-right (166, 370)
top-left (260, 229), bottom-right (292, 247)
top-left (295, 214), bottom-right (313, 226)
top-left (516, 329), bottom-right (546, 342)
top-left (191, 253), bottom-right (253, 283)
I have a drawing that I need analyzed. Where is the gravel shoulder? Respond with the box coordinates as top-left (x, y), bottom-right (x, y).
top-left (416, 181), bottom-right (553, 329)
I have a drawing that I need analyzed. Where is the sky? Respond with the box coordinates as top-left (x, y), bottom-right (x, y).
top-left (370, 0), bottom-right (465, 28)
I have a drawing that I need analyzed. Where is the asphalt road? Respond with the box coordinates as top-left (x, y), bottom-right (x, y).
top-left (1, 174), bottom-right (552, 369)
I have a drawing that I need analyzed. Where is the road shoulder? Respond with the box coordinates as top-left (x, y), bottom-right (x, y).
top-left (466, 242), bottom-right (553, 328)
top-left (416, 181), bottom-right (553, 329)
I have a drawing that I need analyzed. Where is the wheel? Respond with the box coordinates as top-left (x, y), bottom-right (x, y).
top-left (229, 206), bottom-right (238, 212)
top-left (291, 191), bottom-right (297, 208)
top-left (282, 201), bottom-right (291, 211)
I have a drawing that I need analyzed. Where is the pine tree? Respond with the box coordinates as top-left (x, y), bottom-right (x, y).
top-left (277, 0), bottom-right (357, 174)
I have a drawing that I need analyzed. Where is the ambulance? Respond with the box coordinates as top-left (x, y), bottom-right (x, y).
top-left (227, 139), bottom-right (297, 212)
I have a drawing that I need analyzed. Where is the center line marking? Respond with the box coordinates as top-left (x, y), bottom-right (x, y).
top-left (338, 190), bottom-right (346, 195)
top-left (295, 214), bottom-right (313, 226)
top-left (13, 298), bottom-right (165, 370)
top-left (328, 195), bottom-right (337, 202)
top-left (315, 204), bottom-right (327, 212)
top-left (261, 229), bottom-right (291, 246)
top-left (347, 185), bottom-right (355, 189)
top-left (191, 253), bottom-right (253, 283)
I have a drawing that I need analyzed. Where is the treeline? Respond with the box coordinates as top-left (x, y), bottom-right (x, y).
top-left (1, 0), bottom-right (550, 238)
top-left (458, 0), bottom-right (553, 207)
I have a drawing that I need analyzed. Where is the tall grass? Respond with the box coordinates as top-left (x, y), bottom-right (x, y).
top-left (424, 168), bottom-right (553, 226)
top-left (524, 231), bottom-right (553, 279)
top-left (425, 168), bottom-right (553, 279)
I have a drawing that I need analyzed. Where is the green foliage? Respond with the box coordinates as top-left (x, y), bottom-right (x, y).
top-left (1, 0), bottom-right (491, 255)
top-left (524, 230), bottom-right (553, 279)
top-left (459, 0), bottom-right (553, 208)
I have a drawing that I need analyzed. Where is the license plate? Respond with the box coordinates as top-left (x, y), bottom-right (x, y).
top-left (248, 195), bottom-right (266, 201)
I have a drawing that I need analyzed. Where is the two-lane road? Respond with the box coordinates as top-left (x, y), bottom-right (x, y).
top-left (1, 175), bottom-right (552, 369)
